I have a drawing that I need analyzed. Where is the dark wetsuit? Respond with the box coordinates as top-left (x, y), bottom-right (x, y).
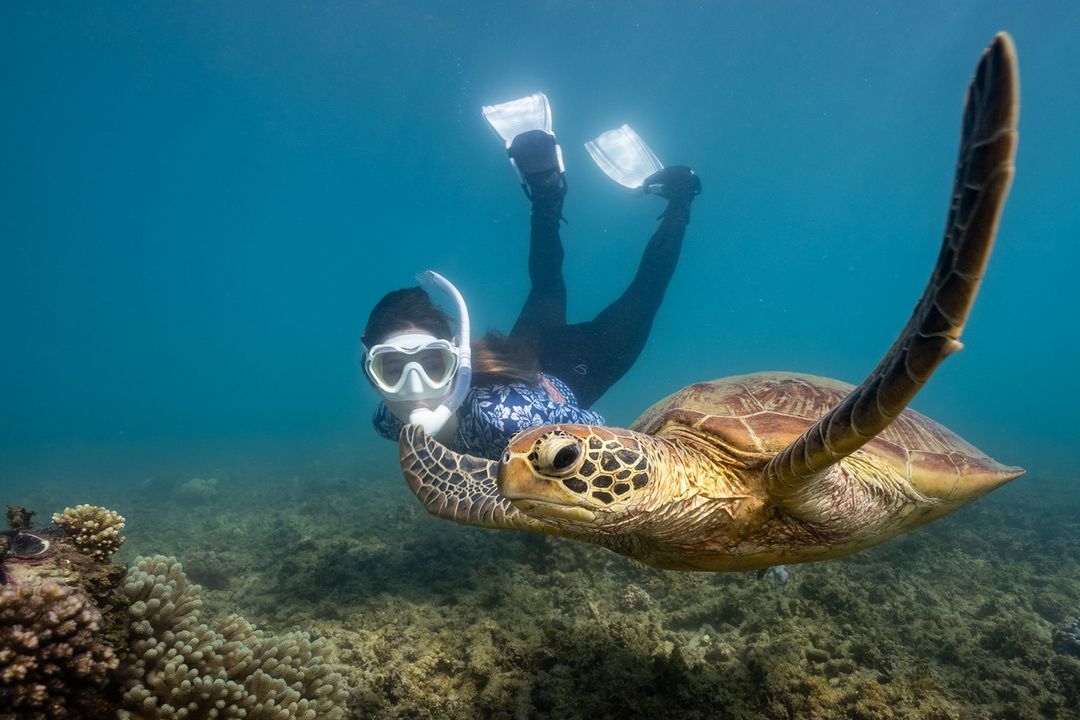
top-left (509, 194), bottom-right (692, 408)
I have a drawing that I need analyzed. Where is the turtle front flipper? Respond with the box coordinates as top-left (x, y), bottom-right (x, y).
top-left (398, 425), bottom-right (553, 534)
top-left (765, 33), bottom-right (1019, 514)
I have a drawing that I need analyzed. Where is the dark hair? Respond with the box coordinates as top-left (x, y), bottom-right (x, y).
top-left (362, 287), bottom-right (453, 347)
top-left (471, 332), bottom-right (540, 384)
top-left (362, 287), bottom-right (540, 383)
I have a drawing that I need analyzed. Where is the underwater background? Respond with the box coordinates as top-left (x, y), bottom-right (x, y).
top-left (3, 2), bottom-right (1080, 718)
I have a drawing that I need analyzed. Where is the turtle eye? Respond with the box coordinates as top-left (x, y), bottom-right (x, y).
top-left (536, 435), bottom-right (584, 476)
top-left (553, 445), bottom-right (579, 470)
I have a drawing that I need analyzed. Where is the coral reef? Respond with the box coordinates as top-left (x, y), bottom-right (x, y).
top-left (13, 462), bottom-right (1077, 718)
top-left (51, 504), bottom-right (126, 562)
top-left (117, 554), bottom-right (348, 719)
top-left (1, 506), bottom-right (349, 719)
top-left (0, 582), bottom-right (120, 720)
top-left (124, 462), bottom-right (1077, 720)
top-left (0, 524), bottom-right (113, 599)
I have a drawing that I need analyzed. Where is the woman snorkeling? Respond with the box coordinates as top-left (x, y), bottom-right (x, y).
top-left (362, 94), bottom-right (702, 460)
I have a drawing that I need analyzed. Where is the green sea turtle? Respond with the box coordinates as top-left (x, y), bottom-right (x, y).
top-left (399, 33), bottom-right (1023, 571)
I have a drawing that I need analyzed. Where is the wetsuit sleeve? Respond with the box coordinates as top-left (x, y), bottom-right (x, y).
top-left (373, 402), bottom-right (404, 441)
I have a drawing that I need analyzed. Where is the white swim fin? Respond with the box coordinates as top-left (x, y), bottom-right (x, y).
top-left (483, 92), bottom-right (566, 200)
top-left (482, 92), bottom-right (554, 147)
top-left (584, 124), bottom-right (664, 192)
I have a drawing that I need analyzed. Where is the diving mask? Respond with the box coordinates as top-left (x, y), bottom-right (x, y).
top-left (364, 332), bottom-right (460, 402)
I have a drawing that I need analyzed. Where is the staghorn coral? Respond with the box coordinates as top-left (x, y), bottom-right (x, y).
top-left (0, 582), bottom-right (120, 720)
top-left (51, 505), bottom-right (126, 562)
top-left (117, 555), bottom-right (348, 720)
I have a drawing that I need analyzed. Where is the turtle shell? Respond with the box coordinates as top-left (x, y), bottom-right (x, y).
top-left (631, 371), bottom-right (1020, 501)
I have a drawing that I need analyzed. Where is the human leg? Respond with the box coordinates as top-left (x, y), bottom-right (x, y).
top-left (507, 130), bottom-right (569, 344)
top-left (540, 168), bottom-right (699, 407)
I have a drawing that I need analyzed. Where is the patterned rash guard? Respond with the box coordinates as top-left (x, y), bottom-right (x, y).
top-left (373, 372), bottom-right (605, 460)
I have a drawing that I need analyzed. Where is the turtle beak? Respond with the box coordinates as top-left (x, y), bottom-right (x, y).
top-left (498, 455), bottom-right (597, 523)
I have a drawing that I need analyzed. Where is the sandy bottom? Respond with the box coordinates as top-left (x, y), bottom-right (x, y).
top-left (16, 453), bottom-right (1080, 720)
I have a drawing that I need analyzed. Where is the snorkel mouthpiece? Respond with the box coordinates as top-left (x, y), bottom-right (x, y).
top-left (408, 404), bottom-right (455, 436)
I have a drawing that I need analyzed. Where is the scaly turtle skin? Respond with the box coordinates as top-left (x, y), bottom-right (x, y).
top-left (399, 33), bottom-right (1023, 571)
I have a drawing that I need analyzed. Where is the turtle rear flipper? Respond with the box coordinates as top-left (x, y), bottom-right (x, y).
top-left (765, 33), bottom-right (1021, 516)
top-left (399, 425), bottom-right (552, 533)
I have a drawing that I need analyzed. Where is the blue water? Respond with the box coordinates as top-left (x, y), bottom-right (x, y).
top-left (1, 2), bottom-right (1077, 489)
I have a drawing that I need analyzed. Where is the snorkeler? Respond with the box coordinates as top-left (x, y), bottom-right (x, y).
top-left (362, 93), bottom-right (702, 460)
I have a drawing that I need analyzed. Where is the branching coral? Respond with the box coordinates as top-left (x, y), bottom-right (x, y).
top-left (117, 555), bottom-right (348, 719)
top-left (0, 582), bottom-right (120, 720)
top-left (51, 504), bottom-right (126, 562)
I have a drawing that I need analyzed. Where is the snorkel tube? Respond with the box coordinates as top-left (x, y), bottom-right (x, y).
top-left (407, 270), bottom-right (472, 436)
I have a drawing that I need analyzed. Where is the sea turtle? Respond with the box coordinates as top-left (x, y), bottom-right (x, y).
top-left (399, 33), bottom-right (1023, 571)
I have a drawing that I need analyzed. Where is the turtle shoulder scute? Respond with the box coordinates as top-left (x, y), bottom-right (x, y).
top-left (630, 372), bottom-right (855, 453)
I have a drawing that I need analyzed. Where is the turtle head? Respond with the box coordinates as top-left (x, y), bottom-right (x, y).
top-left (497, 424), bottom-right (654, 528)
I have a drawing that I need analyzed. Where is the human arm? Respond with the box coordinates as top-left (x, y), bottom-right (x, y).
top-left (373, 402), bottom-right (405, 441)
top-left (459, 379), bottom-right (605, 459)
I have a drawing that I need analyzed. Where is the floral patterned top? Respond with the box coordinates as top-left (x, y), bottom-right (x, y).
top-left (373, 372), bottom-right (605, 460)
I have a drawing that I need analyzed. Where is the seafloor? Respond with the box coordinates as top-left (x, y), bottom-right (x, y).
top-left (13, 450), bottom-right (1080, 719)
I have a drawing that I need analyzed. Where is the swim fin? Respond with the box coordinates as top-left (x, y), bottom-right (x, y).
top-left (584, 124), bottom-right (664, 193)
top-left (482, 92), bottom-right (554, 145)
top-left (482, 92), bottom-right (566, 201)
